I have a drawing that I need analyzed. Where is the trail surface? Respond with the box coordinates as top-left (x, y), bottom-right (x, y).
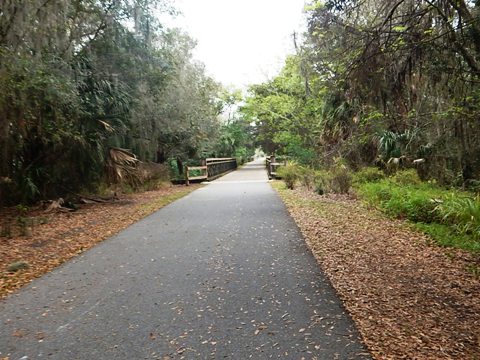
top-left (0, 160), bottom-right (369, 359)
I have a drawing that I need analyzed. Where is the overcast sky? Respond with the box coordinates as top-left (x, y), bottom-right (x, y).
top-left (161, 0), bottom-right (306, 89)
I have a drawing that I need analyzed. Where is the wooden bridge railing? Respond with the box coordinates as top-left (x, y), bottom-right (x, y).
top-left (185, 158), bottom-right (237, 185)
top-left (266, 156), bottom-right (287, 179)
top-left (184, 165), bottom-right (208, 186)
top-left (206, 158), bottom-right (237, 179)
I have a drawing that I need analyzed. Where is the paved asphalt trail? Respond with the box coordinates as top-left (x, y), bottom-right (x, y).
top-left (0, 160), bottom-right (370, 359)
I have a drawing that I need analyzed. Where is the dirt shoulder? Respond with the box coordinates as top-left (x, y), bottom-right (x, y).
top-left (272, 182), bottom-right (480, 359)
top-left (0, 184), bottom-right (200, 299)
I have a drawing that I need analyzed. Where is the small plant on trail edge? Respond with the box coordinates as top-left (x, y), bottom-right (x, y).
top-left (7, 261), bottom-right (30, 273)
top-left (16, 204), bottom-right (28, 215)
top-left (16, 204), bottom-right (32, 236)
top-left (299, 166), bottom-right (316, 190)
top-left (330, 159), bottom-right (352, 194)
top-left (0, 223), bottom-right (12, 238)
top-left (314, 170), bottom-right (331, 195)
top-left (277, 163), bottom-right (301, 190)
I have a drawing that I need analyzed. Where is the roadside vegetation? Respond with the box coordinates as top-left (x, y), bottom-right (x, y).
top-left (278, 163), bottom-right (480, 254)
top-left (241, 0), bottom-right (480, 255)
top-left (0, 0), bottom-right (254, 208)
top-left (357, 172), bottom-right (480, 253)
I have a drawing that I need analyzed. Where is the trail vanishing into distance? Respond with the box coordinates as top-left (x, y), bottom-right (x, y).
top-left (0, 161), bottom-right (369, 359)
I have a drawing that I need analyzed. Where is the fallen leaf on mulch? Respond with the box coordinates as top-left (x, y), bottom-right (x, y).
top-left (273, 182), bottom-right (480, 360)
top-left (0, 184), bottom-right (200, 299)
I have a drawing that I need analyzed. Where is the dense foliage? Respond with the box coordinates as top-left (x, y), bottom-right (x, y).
top-left (242, 0), bottom-right (480, 188)
top-left (0, 0), bottom-right (251, 205)
top-left (241, 0), bottom-right (480, 252)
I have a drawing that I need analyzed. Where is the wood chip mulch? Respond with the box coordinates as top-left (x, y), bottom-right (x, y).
top-left (0, 184), bottom-right (200, 300)
top-left (273, 183), bottom-right (480, 360)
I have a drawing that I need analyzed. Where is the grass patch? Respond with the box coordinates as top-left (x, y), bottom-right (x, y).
top-left (414, 222), bottom-right (480, 253)
top-left (271, 180), bottom-right (286, 191)
top-left (358, 180), bottom-right (443, 222)
top-left (357, 178), bottom-right (480, 253)
top-left (272, 181), bottom-right (315, 208)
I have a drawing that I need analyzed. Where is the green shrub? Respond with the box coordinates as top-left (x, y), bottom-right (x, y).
top-left (415, 223), bottom-right (480, 253)
top-left (314, 170), bottom-right (331, 195)
top-left (390, 169), bottom-right (421, 185)
top-left (330, 163), bottom-right (352, 194)
top-left (139, 179), bottom-right (170, 191)
top-left (312, 165), bottom-right (352, 195)
top-left (353, 167), bottom-right (385, 184)
top-left (384, 190), bottom-right (439, 222)
top-left (277, 163), bottom-right (301, 190)
top-left (299, 166), bottom-right (316, 190)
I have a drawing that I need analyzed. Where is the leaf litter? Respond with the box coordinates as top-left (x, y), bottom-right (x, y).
top-left (273, 183), bottom-right (480, 359)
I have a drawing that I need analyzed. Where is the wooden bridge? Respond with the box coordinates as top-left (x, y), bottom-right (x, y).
top-left (186, 156), bottom-right (287, 184)
top-left (185, 158), bottom-right (237, 185)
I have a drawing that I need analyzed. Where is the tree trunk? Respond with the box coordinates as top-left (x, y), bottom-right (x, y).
top-left (176, 158), bottom-right (183, 175)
